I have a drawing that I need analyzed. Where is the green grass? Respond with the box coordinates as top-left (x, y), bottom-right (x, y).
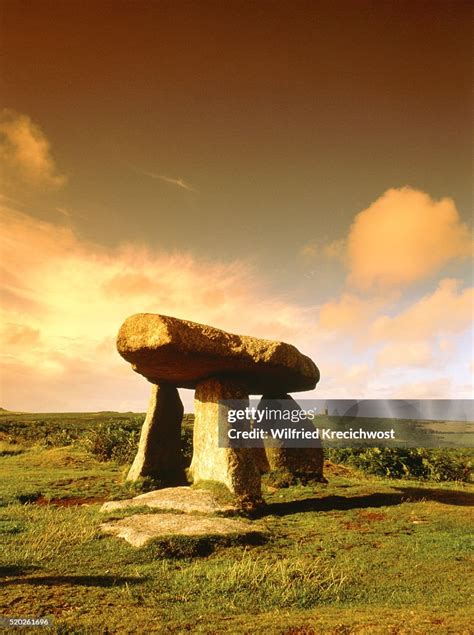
top-left (0, 412), bottom-right (473, 633)
top-left (0, 444), bottom-right (126, 505)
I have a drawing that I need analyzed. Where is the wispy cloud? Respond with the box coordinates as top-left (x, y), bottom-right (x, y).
top-left (299, 238), bottom-right (346, 262)
top-left (55, 207), bottom-right (72, 219)
top-left (0, 193), bottom-right (26, 207)
top-left (132, 165), bottom-right (196, 192)
top-left (54, 206), bottom-right (86, 221)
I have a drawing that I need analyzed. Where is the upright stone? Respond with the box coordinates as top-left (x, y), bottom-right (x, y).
top-left (189, 378), bottom-right (263, 505)
top-left (127, 383), bottom-right (185, 484)
top-left (258, 394), bottom-right (324, 480)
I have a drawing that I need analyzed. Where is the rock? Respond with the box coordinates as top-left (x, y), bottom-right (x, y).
top-left (126, 383), bottom-right (185, 484)
top-left (100, 486), bottom-right (235, 515)
top-left (117, 313), bottom-right (322, 501)
top-left (258, 394), bottom-right (324, 479)
top-left (253, 446), bottom-right (270, 474)
top-left (188, 378), bottom-right (263, 506)
top-left (100, 513), bottom-right (264, 548)
top-left (264, 446), bottom-right (324, 480)
top-left (117, 313), bottom-right (319, 394)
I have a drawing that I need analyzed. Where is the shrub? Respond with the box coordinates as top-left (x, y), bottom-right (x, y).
top-left (82, 422), bottom-right (140, 464)
top-left (325, 447), bottom-right (472, 482)
top-left (82, 418), bottom-right (194, 468)
top-left (181, 420), bottom-right (194, 467)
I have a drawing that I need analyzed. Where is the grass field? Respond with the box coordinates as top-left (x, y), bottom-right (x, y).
top-left (0, 411), bottom-right (473, 634)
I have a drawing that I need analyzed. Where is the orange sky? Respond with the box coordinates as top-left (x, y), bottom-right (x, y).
top-left (0, 1), bottom-right (472, 411)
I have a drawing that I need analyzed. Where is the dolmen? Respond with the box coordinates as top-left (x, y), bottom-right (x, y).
top-left (117, 313), bottom-right (322, 507)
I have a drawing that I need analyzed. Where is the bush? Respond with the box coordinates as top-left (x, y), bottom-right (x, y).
top-left (0, 412), bottom-right (145, 448)
top-left (82, 417), bottom-right (194, 467)
top-left (181, 419), bottom-right (194, 467)
top-left (82, 422), bottom-right (140, 464)
top-left (325, 447), bottom-right (472, 482)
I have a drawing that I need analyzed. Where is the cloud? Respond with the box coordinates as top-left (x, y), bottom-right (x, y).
top-left (375, 340), bottom-right (433, 368)
top-left (316, 361), bottom-right (372, 398)
top-left (0, 109), bottom-right (67, 188)
top-left (319, 293), bottom-right (389, 331)
top-left (314, 273), bottom-right (472, 396)
top-left (299, 238), bottom-right (346, 262)
top-left (299, 243), bottom-right (318, 259)
top-left (346, 187), bottom-right (472, 291)
top-left (317, 359), bottom-right (470, 399)
top-left (323, 238), bottom-right (346, 261)
top-left (153, 173), bottom-right (196, 192)
top-left (1, 192), bottom-right (472, 411)
top-left (55, 207), bottom-right (72, 219)
top-left (134, 166), bottom-right (196, 192)
top-left (0, 205), bottom-right (315, 410)
top-left (391, 377), bottom-right (456, 399)
top-left (312, 187), bottom-right (473, 389)
top-left (1, 323), bottom-right (41, 347)
top-left (371, 279), bottom-right (473, 341)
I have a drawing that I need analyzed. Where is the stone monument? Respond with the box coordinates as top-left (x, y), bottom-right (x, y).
top-left (117, 313), bottom-right (322, 505)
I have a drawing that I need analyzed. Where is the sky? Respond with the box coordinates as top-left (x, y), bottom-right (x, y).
top-left (0, 0), bottom-right (472, 412)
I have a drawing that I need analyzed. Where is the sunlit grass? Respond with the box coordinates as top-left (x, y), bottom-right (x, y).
top-left (0, 412), bottom-right (473, 633)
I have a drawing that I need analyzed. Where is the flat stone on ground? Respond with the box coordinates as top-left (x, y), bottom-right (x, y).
top-left (100, 486), bottom-right (236, 514)
top-left (100, 513), bottom-right (263, 547)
